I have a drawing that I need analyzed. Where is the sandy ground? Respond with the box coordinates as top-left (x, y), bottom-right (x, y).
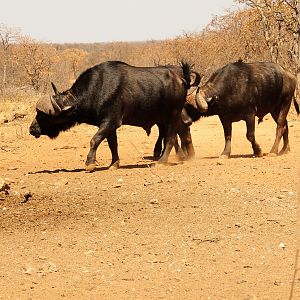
top-left (0, 114), bottom-right (300, 300)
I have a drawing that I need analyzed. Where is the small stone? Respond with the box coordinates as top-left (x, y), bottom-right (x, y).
top-left (150, 199), bottom-right (159, 205)
top-left (48, 262), bottom-right (58, 273)
top-left (24, 267), bottom-right (35, 275)
top-left (112, 184), bottom-right (122, 188)
top-left (0, 178), bottom-right (10, 193)
top-left (4, 178), bottom-right (14, 184)
top-left (279, 242), bottom-right (286, 249)
top-left (38, 256), bottom-right (48, 261)
top-left (274, 279), bottom-right (282, 286)
top-left (22, 191), bottom-right (32, 203)
top-left (84, 250), bottom-right (95, 255)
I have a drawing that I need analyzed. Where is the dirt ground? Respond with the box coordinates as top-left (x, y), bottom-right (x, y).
top-left (0, 113), bottom-right (300, 300)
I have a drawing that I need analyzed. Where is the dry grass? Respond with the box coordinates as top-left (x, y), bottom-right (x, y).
top-left (0, 89), bottom-right (40, 123)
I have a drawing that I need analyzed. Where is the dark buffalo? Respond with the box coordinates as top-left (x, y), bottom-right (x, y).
top-left (29, 61), bottom-right (200, 171)
top-left (152, 109), bottom-right (196, 160)
top-left (184, 61), bottom-right (299, 157)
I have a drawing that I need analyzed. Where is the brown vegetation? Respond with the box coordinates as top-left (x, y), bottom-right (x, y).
top-left (0, 1), bottom-right (300, 118)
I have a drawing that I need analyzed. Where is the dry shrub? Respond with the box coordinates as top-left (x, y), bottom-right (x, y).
top-left (0, 88), bottom-right (40, 123)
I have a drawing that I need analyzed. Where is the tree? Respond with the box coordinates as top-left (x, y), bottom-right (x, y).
top-left (236, 0), bottom-right (300, 84)
top-left (14, 36), bottom-right (59, 92)
top-left (0, 24), bottom-right (19, 92)
top-left (62, 48), bottom-right (87, 81)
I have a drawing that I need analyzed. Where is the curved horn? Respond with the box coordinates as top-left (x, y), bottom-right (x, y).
top-left (51, 82), bottom-right (59, 95)
top-left (195, 88), bottom-right (208, 112)
top-left (50, 96), bottom-right (62, 115)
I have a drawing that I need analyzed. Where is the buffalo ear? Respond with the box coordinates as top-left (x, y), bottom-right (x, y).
top-left (51, 82), bottom-right (59, 95)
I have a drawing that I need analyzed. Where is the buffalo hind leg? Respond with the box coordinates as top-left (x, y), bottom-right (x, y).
top-left (153, 125), bottom-right (165, 160)
top-left (245, 114), bottom-right (262, 157)
top-left (158, 133), bottom-right (176, 164)
top-left (174, 135), bottom-right (186, 161)
top-left (154, 126), bottom-right (185, 161)
top-left (219, 117), bottom-right (232, 158)
top-left (269, 108), bottom-right (290, 156)
top-left (158, 114), bottom-right (180, 164)
top-left (279, 120), bottom-right (290, 154)
top-left (178, 124), bottom-right (195, 159)
top-left (107, 130), bottom-right (120, 169)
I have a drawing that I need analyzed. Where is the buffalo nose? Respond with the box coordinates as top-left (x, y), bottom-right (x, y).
top-left (29, 124), bottom-right (41, 138)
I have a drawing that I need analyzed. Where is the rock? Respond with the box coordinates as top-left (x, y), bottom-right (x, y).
top-left (24, 267), bottom-right (35, 275)
top-left (279, 242), bottom-right (286, 249)
top-left (84, 250), bottom-right (95, 255)
top-left (150, 199), bottom-right (159, 205)
top-left (47, 262), bottom-right (58, 273)
top-left (0, 178), bottom-right (10, 193)
top-left (23, 191), bottom-right (32, 202)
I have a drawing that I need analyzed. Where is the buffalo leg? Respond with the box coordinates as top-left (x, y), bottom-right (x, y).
top-left (107, 130), bottom-right (120, 169)
top-left (178, 125), bottom-right (195, 159)
top-left (219, 117), bottom-right (232, 158)
top-left (279, 120), bottom-right (290, 154)
top-left (158, 114), bottom-right (180, 164)
top-left (174, 135), bottom-right (186, 161)
top-left (245, 114), bottom-right (262, 157)
top-left (156, 125), bottom-right (185, 161)
top-left (269, 107), bottom-right (290, 155)
top-left (153, 125), bottom-right (165, 159)
top-left (158, 134), bottom-right (176, 164)
top-left (86, 123), bottom-right (117, 171)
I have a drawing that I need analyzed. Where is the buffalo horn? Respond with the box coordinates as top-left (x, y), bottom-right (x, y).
top-left (195, 89), bottom-right (208, 112)
top-left (51, 82), bottom-right (59, 95)
top-left (50, 96), bottom-right (62, 115)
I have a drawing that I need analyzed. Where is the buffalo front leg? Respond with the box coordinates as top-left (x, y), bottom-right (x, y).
top-left (219, 117), bottom-right (232, 158)
top-left (107, 130), bottom-right (120, 169)
top-left (85, 124), bottom-right (114, 172)
top-left (245, 114), bottom-right (262, 157)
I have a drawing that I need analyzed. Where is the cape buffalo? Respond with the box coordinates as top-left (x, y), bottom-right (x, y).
top-left (186, 60), bottom-right (299, 157)
top-left (152, 109), bottom-right (195, 160)
top-left (29, 61), bottom-right (200, 171)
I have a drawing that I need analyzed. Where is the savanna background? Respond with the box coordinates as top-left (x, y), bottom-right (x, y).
top-left (1, 1), bottom-right (300, 299)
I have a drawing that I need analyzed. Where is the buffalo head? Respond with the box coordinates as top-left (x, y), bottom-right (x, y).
top-left (186, 86), bottom-right (217, 113)
top-left (29, 83), bottom-right (77, 139)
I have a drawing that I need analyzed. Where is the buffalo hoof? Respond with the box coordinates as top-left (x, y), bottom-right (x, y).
top-left (153, 153), bottom-right (161, 161)
top-left (85, 163), bottom-right (97, 172)
top-left (109, 160), bottom-right (120, 170)
top-left (279, 148), bottom-right (290, 155)
top-left (219, 154), bottom-right (230, 159)
top-left (156, 160), bottom-right (168, 166)
top-left (267, 152), bottom-right (277, 157)
top-left (176, 152), bottom-right (186, 161)
top-left (254, 152), bottom-right (263, 158)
